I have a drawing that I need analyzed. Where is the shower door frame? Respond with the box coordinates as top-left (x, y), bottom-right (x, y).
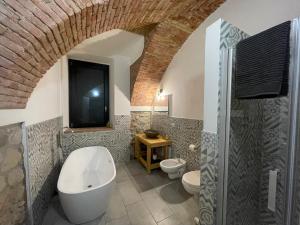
top-left (286, 17), bottom-right (300, 225)
top-left (216, 48), bottom-right (233, 225)
top-left (217, 17), bottom-right (300, 225)
top-left (216, 49), bottom-right (233, 225)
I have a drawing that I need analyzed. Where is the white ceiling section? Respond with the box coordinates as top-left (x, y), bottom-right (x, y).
top-left (69, 29), bottom-right (144, 63)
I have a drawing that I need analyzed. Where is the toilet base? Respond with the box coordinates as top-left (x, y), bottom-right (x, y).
top-left (168, 172), bottom-right (180, 179)
top-left (166, 167), bottom-right (185, 179)
top-left (182, 182), bottom-right (200, 195)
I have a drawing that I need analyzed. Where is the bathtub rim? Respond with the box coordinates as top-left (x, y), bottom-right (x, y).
top-left (57, 146), bottom-right (116, 195)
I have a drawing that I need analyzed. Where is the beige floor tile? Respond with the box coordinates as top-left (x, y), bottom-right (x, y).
top-left (167, 202), bottom-right (196, 225)
top-left (106, 185), bottom-right (127, 221)
top-left (117, 180), bottom-right (142, 205)
top-left (146, 170), bottom-right (171, 188)
top-left (106, 215), bottom-right (131, 225)
top-left (125, 160), bottom-right (147, 177)
top-left (126, 201), bottom-right (157, 225)
top-left (155, 181), bottom-right (191, 205)
top-left (141, 189), bottom-right (173, 222)
top-left (157, 215), bottom-right (183, 225)
top-left (130, 174), bottom-right (154, 193)
top-left (116, 164), bottom-right (130, 183)
top-left (183, 196), bottom-right (199, 217)
top-left (42, 202), bottom-right (106, 225)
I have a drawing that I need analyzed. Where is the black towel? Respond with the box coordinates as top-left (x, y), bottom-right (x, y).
top-left (235, 21), bottom-right (291, 99)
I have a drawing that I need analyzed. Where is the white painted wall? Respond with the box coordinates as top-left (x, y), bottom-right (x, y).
top-left (0, 61), bottom-right (63, 126)
top-left (203, 19), bottom-right (221, 133)
top-left (61, 56), bottom-right (69, 128)
top-left (160, 0), bottom-right (300, 121)
top-left (112, 55), bottom-right (131, 115)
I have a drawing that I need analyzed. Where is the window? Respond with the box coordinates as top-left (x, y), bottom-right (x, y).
top-left (69, 59), bottom-right (109, 128)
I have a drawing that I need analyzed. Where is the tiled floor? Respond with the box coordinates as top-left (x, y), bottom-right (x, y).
top-left (43, 160), bottom-right (199, 225)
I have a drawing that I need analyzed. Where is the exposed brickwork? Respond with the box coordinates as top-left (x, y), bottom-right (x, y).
top-left (0, 0), bottom-right (224, 108)
top-left (130, 54), bottom-right (143, 98)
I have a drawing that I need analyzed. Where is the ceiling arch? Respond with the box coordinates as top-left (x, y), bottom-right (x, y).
top-left (0, 0), bottom-right (223, 108)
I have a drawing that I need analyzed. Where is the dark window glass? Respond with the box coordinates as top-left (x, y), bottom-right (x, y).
top-left (69, 59), bottom-right (109, 128)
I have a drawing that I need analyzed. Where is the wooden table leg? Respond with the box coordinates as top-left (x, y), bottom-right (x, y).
top-left (135, 137), bottom-right (139, 159)
top-left (164, 146), bottom-right (168, 159)
top-left (147, 146), bottom-right (151, 174)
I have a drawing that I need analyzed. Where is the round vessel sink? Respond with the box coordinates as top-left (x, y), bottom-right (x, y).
top-left (144, 129), bottom-right (159, 138)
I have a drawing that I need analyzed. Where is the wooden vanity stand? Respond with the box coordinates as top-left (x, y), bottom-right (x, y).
top-left (135, 133), bottom-right (171, 174)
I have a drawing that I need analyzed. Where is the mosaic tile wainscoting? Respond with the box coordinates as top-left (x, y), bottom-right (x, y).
top-left (151, 112), bottom-right (203, 171)
top-left (27, 117), bottom-right (63, 225)
top-left (0, 123), bottom-right (27, 225)
top-left (63, 115), bottom-right (131, 162)
top-left (199, 131), bottom-right (218, 225)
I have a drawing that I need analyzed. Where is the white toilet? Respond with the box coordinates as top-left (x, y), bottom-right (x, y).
top-left (182, 170), bottom-right (201, 195)
top-left (160, 158), bottom-right (186, 179)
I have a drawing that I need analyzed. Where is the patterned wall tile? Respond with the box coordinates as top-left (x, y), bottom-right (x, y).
top-left (151, 112), bottom-right (203, 171)
top-left (224, 91), bottom-right (289, 225)
top-left (216, 19), bottom-right (290, 225)
top-left (221, 22), bottom-right (264, 225)
top-left (199, 181), bottom-right (217, 225)
top-left (199, 19), bottom-right (250, 225)
top-left (199, 131), bottom-right (218, 225)
top-left (226, 98), bottom-right (264, 225)
top-left (63, 112), bottom-right (202, 170)
top-left (258, 97), bottom-right (289, 225)
top-left (220, 21), bottom-right (249, 50)
top-left (62, 115), bottom-right (131, 163)
top-left (26, 117), bottom-right (63, 225)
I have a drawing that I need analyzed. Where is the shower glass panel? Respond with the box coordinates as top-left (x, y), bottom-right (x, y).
top-left (218, 18), bottom-right (300, 225)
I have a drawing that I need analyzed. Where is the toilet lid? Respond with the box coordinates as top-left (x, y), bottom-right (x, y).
top-left (182, 170), bottom-right (201, 188)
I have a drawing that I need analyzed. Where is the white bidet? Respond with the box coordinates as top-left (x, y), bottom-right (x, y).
top-left (160, 158), bottom-right (186, 179)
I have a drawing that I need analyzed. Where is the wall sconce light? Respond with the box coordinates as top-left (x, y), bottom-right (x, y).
top-left (157, 88), bottom-right (165, 100)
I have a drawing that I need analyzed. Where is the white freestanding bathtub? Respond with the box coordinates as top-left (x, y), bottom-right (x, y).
top-left (57, 146), bottom-right (116, 224)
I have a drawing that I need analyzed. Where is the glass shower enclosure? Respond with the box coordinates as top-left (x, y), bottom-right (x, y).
top-left (217, 17), bottom-right (300, 225)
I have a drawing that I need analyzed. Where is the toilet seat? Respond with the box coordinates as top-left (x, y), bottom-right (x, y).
top-left (182, 170), bottom-right (201, 195)
top-left (182, 170), bottom-right (200, 188)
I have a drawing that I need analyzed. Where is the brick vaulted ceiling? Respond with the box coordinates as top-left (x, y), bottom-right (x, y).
top-left (0, 0), bottom-right (223, 109)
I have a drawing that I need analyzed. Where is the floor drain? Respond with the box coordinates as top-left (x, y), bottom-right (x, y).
top-left (87, 185), bottom-right (92, 188)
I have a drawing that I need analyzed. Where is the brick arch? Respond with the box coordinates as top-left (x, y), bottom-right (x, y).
top-left (0, 0), bottom-right (223, 109)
